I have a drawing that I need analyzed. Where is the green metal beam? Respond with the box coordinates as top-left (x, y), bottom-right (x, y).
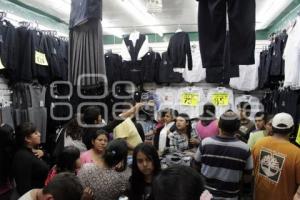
top-left (266, 0), bottom-right (300, 35)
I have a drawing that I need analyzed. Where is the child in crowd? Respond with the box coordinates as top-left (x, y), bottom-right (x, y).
top-left (45, 146), bottom-right (81, 185)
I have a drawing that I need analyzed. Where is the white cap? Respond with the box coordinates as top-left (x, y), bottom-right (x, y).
top-left (272, 113), bottom-right (294, 130)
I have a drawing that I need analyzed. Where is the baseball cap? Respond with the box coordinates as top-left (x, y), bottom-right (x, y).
top-left (272, 113), bottom-right (294, 134)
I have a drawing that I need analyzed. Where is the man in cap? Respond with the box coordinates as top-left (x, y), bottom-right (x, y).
top-left (252, 113), bottom-right (300, 200)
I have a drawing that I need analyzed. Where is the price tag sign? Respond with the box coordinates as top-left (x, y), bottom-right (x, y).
top-left (35, 51), bottom-right (48, 66)
top-left (211, 93), bottom-right (229, 106)
top-left (296, 124), bottom-right (300, 145)
top-left (180, 93), bottom-right (199, 106)
top-left (0, 57), bottom-right (5, 69)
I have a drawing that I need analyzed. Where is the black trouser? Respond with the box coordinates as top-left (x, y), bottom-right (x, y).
top-left (197, 0), bottom-right (256, 68)
top-left (206, 32), bottom-right (239, 84)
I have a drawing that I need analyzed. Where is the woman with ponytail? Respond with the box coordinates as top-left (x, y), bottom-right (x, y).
top-left (78, 139), bottom-right (130, 200)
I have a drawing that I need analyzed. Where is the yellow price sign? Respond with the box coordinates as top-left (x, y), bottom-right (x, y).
top-left (296, 124), bottom-right (300, 145)
top-left (35, 51), bottom-right (48, 66)
top-left (180, 92), bottom-right (200, 106)
top-left (211, 93), bottom-right (229, 106)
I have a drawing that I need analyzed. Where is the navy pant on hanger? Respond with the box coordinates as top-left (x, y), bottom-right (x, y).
top-left (197, 0), bottom-right (256, 68)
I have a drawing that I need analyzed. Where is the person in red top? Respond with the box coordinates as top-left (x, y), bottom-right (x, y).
top-left (45, 146), bottom-right (81, 186)
top-left (252, 113), bottom-right (300, 200)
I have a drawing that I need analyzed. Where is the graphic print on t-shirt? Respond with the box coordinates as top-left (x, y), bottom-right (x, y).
top-left (259, 148), bottom-right (286, 184)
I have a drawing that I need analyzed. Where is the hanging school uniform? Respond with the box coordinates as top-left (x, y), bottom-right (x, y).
top-left (104, 52), bottom-right (122, 87)
top-left (120, 32), bottom-right (149, 85)
top-left (157, 52), bottom-right (183, 83)
top-left (167, 31), bottom-right (193, 70)
top-left (69, 0), bottom-right (106, 87)
top-left (0, 20), bottom-right (16, 79)
top-left (27, 84), bottom-right (47, 143)
top-left (206, 87), bottom-right (234, 118)
top-left (31, 31), bottom-right (51, 84)
top-left (141, 51), bottom-right (161, 83)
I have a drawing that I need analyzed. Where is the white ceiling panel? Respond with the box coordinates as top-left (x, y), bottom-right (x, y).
top-left (7, 0), bottom-right (294, 36)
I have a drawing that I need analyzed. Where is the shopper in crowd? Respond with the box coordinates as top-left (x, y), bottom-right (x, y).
top-left (153, 110), bottom-right (165, 150)
top-left (78, 139), bottom-right (130, 200)
top-left (53, 114), bottom-right (86, 160)
top-left (252, 113), bottom-right (300, 200)
top-left (195, 103), bottom-right (219, 140)
top-left (194, 110), bottom-right (253, 199)
top-left (128, 143), bottom-right (161, 200)
top-left (168, 113), bottom-right (199, 152)
top-left (153, 165), bottom-right (211, 200)
top-left (12, 122), bottom-right (49, 196)
top-left (113, 102), bottom-right (146, 151)
top-left (82, 104), bottom-right (140, 149)
top-left (0, 124), bottom-right (15, 199)
top-left (157, 108), bottom-right (178, 153)
top-left (63, 114), bottom-right (86, 151)
top-left (236, 102), bottom-right (255, 142)
top-left (45, 146), bottom-right (81, 186)
top-left (248, 114), bottom-right (273, 150)
top-left (19, 173), bottom-right (85, 200)
top-left (80, 129), bottom-right (108, 166)
top-left (253, 112), bottom-right (267, 131)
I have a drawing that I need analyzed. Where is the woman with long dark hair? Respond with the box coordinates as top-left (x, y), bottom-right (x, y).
top-left (12, 122), bottom-right (49, 196)
top-left (169, 113), bottom-right (199, 152)
top-left (129, 143), bottom-right (161, 200)
top-left (80, 129), bottom-right (109, 167)
top-left (78, 139), bottom-right (130, 200)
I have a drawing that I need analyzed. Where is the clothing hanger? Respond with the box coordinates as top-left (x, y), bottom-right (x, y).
top-left (106, 49), bottom-right (113, 54)
top-left (176, 24), bottom-right (182, 33)
top-left (18, 21), bottom-right (31, 28)
top-left (0, 12), bottom-right (7, 21)
top-left (32, 80), bottom-right (42, 89)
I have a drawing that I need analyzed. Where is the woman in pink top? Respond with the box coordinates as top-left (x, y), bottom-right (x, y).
top-left (80, 129), bottom-right (108, 167)
top-left (195, 103), bottom-right (219, 140)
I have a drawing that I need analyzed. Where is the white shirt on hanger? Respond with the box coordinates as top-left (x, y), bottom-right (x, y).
top-left (230, 52), bottom-right (260, 91)
top-left (283, 16), bottom-right (300, 89)
top-left (175, 86), bottom-right (206, 118)
top-left (182, 44), bottom-right (206, 83)
top-left (155, 87), bottom-right (179, 111)
top-left (206, 87), bottom-right (234, 118)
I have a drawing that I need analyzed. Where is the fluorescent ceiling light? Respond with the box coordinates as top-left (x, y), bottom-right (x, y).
top-left (256, 0), bottom-right (293, 30)
top-left (119, 0), bottom-right (166, 36)
top-left (102, 19), bottom-right (125, 38)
